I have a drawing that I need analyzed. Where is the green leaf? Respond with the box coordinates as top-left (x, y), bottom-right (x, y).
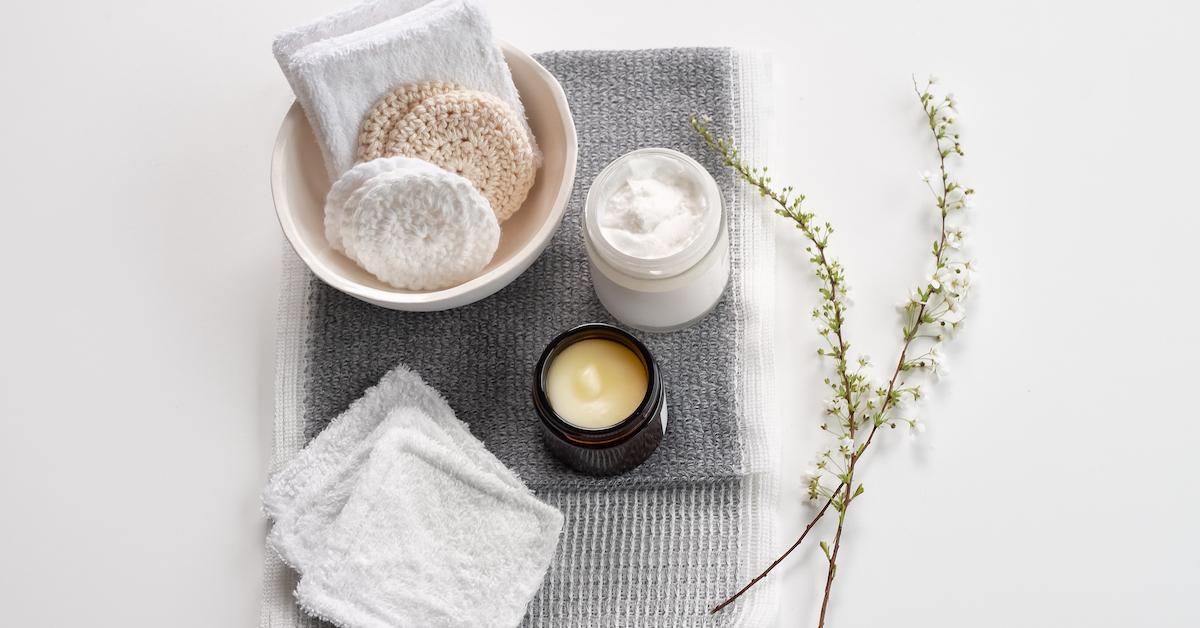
top-left (820, 541), bottom-right (831, 561)
top-left (854, 484), bottom-right (865, 498)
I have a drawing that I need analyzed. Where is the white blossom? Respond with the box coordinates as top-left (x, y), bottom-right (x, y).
top-left (691, 77), bottom-right (972, 603)
top-left (933, 353), bottom-right (950, 378)
top-left (947, 229), bottom-right (966, 249)
top-left (934, 266), bottom-right (957, 288)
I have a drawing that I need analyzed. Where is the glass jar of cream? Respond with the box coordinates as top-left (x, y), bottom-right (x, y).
top-left (532, 324), bottom-right (666, 475)
top-left (584, 148), bottom-right (729, 332)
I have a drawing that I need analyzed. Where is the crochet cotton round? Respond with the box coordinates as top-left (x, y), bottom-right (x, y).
top-left (343, 159), bottom-right (499, 291)
top-left (372, 90), bottom-right (537, 223)
top-left (324, 157), bottom-right (418, 254)
top-left (357, 81), bottom-right (462, 163)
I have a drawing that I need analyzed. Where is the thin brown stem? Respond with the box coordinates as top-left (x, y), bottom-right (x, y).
top-left (815, 82), bottom-right (953, 626)
top-left (709, 494), bottom-right (836, 614)
top-left (690, 92), bottom-right (959, 622)
top-left (707, 168), bottom-right (857, 616)
top-left (817, 490), bottom-right (849, 627)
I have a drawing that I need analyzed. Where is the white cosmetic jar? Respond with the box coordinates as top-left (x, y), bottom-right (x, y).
top-left (583, 148), bottom-right (729, 332)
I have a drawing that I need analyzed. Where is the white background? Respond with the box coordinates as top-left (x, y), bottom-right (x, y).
top-left (2, 0), bottom-right (1198, 626)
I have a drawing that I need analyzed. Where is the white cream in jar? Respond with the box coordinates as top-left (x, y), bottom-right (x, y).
top-left (584, 148), bottom-right (729, 332)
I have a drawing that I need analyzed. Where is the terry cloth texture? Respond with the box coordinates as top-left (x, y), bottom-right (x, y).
top-left (262, 366), bottom-right (535, 575)
top-left (273, 0), bottom-right (535, 179)
top-left (295, 426), bottom-right (562, 628)
top-left (262, 48), bottom-right (779, 627)
top-left (275, 392), bottom-right (563, 628)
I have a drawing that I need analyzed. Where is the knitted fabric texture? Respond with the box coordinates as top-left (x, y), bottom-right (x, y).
top-left (323, 156), bottom-right (430, 255)
top-left (356, 81), bottom-right (462, 164)
top-left (325, 157), bottom-right (499, 290)
top-left (359, 88), bottom-right (537, 222)
top-left (262, 48), bottom-right (779, 627)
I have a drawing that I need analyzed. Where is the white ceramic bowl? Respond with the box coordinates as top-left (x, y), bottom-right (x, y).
top-left (270, 42), bottom-right (577, 311)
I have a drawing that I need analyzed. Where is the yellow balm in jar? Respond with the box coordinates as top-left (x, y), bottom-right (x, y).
top-left (533, 324), bottom-right (667, 475)
top-left (544, 339), bottom-right (648, 429)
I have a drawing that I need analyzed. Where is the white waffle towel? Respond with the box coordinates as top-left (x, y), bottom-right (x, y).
top-left (273, 0), bottom-right (532, 179)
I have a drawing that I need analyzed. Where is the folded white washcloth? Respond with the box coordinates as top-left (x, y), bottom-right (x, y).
top-left (273, 0), bottom-right (533, 179)
top-left (263, 365), bottom-right (527, 573)
top-left (295, 426), bottom-right (563, 628)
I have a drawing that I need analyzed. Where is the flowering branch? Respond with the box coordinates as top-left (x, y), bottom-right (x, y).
top-left (691, 75), bottom-right (974, 626)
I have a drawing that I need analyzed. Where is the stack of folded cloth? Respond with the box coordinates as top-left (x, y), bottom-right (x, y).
top-left (262, 365), bottom-right (563, 627)
top-left (274, 0), bottom-right (540, 292)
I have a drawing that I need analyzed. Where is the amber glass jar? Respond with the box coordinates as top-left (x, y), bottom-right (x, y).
top-left (532, 324), bottom-right (666, 475)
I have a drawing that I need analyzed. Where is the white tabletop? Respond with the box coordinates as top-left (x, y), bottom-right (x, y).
top-left (2, 1), bottom-right (1198, 626)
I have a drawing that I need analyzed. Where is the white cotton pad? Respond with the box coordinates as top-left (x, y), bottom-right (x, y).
top-left (322, 157), bottom-right (408, 254)
top-left (326, 156), bottom-right (500, 291)
top-left (337, 171), bottom-right (389, 265)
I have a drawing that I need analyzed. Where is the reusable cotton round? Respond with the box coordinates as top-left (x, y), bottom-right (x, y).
top-left (324, 157), bottom-right (407, 254)
top-left (324, 157), bottom-right (500, 291)
top-left (388, 90), bottom-right (537, 223)
top-left (357, 81), bottom-right (462, 163)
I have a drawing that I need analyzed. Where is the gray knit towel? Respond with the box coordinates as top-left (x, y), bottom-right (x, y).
top-left (262, 47), bottom-right (780, 627)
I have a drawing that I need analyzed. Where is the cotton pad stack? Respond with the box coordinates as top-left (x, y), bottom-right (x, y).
top-left (274, 0), bottom-right (540, 291)
top-left (358, 83), bottom-right (538, 223)
top-left (262, 365), bottom-right (563, 628)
